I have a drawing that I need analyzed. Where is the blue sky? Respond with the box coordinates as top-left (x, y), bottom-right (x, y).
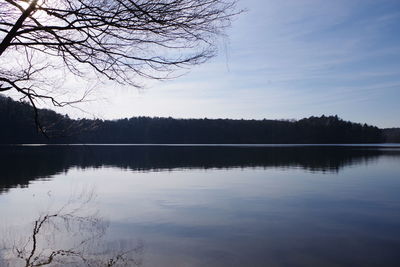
top-left (60, 0), bottom-right (400, 128)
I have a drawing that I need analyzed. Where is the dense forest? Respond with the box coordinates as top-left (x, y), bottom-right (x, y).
top-left (0, 95), bottom-right (389, 144)
top-left (383, 128), bottom-right (400, 143)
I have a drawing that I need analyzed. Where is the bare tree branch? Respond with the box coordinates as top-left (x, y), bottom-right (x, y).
top-left (0, 0), bottom-right (241, 134)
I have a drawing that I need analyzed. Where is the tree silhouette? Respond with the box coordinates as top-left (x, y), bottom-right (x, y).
top-left (0, 0), bottom-right (239, 132)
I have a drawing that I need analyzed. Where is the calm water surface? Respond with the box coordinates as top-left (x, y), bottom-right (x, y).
top-left (0, 145), bottom-right (400, 266)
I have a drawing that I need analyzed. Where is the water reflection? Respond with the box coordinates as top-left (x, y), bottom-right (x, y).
top-left (1, 145), bottom-right (399, 193)
top-left (1, 145), bottom-right (400, 266)
top-left (0, 189), bottom-right (143, 267)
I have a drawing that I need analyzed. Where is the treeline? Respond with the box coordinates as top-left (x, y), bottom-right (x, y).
top-left (383, 128), bottom-right (400, 143)
top-left (0, 95), bottom-right (387, 144)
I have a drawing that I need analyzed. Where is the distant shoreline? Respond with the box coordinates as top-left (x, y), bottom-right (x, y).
top-left (2, 95), bottom-right (398, 144)
top-left (4, 143), bottom-right (400, 148)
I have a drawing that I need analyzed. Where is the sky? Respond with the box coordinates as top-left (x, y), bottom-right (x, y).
top-left (23, 0), bottom-right (400, 127)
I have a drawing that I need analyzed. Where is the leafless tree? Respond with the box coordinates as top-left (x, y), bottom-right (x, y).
top-left (0, 0), bottom-right (240, 132)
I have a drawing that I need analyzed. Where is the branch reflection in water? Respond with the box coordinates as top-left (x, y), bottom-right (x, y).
top-left (0, 188), bottom-right (143, 267)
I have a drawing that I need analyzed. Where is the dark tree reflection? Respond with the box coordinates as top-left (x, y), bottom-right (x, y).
top-left (0, 190), bottom-right (143, 267)
top-left (1, 145), bottom-right (399, 194)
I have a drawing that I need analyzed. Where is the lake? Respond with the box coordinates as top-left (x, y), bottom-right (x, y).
top-left (1, 145), bottom-right (400, 266)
